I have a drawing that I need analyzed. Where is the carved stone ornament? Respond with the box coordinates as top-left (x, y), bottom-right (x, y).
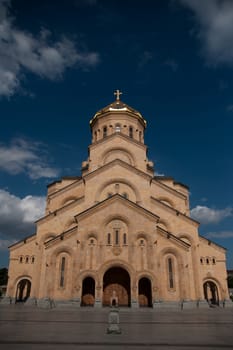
top-left (112, 246), bottom-right (122, 256)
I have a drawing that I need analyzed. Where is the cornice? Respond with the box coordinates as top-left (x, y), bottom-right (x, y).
top-left (157, 226), bottom-right (190, 251)
top-left (47, 176), bottom-right (81, 188)
top-left (35, 196), bottom-right (85, 225)
top-left (48, 177), bottom-right (83, 199)
top-left (44, 226), bottom-right (78, 249)
top-left (75, 194), bottom-right (160, 222)
top-left (84, 158), bottom-right (152, 182)
top-left (89, 131), bottom-right (147, 152)
top-left (199, 235), bottom-right (226, 252)
top-left (151, 196), bottom-right (199, 227)
top-left (9, 233), bottom-right (36, 250)
top-left (90, 109), bottom-right (146, 129)
top-left (152, 177), bottom-right (187, 200)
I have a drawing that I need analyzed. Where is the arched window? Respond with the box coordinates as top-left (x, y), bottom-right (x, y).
top-left (107, 233), bottom-right (111, 245)
top-left (115, 124), bottom-right (121, 133)
top-left (31, 256), bottom-right (35, 264)
top-left (60, 257), bottom-right (66, 287)
top-left (19, 256), bottom-right (23, 263)
top-left (212, 257), bottom-right (216, 265)
top-left (123, 233), bottom-right (127, 245)
top-left (103, 126), bottom-right (107, 138)
top-left (25, 256), bottom-right (29, 264)
top-left (115, 230), bottom-right (119, 245)
top-left (168, 257), bottom-right (174, 289)
top-left (206, 258), bottom-right (209, 265)
top-left (129, 126), bottom-right (133, 138)
top-left (140, 239), bottom-right (144, 246)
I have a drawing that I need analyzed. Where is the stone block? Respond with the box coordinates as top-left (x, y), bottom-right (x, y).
top-left (107, 308), bottom-right (121, 334)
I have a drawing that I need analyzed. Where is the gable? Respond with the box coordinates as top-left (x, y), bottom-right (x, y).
top-left (75, 194), bottom-right (160, 226)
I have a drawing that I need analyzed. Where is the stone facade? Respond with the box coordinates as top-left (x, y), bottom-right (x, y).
top-left (6, 93), bottom-right (231, 308)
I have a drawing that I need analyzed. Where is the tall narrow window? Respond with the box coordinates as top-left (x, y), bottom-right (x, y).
top-left (129, 126), bottom-right (133, 138)
top-left (107, 233), bottom-right (111, 245)
top-left (123, 233), bottom-right (127, 245)
top-left (115, 124), bottom-right (121, 132)
top-left (103, 126), bottom-right (107, 138)
top-left (60, 257), bottom-right (66, 287)
top-left (139, 131), bottom-right (142, 142)
top-left (115, 230), bottom-right (119, 245)
top-left (168, 258), bottom-right (174, 289)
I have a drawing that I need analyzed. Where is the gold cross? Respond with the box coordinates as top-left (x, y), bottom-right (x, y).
top-left (114, 89), bottom-right (122, 101)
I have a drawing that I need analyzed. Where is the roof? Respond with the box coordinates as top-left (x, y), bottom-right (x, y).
top-left (90, 99), bottom-right (147, 127)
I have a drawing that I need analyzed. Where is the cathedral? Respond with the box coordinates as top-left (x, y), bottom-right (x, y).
top-left (6, 91), bottom-right (231, 308)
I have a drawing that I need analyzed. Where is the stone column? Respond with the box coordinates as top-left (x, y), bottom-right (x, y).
top-left (95, 283), bottom-right (102, 307)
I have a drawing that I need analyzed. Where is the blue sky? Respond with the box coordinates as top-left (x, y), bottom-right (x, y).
top-left (0, 0), bottom-right (233, 268)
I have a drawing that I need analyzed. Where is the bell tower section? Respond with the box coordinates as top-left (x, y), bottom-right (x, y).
top-left (82, 90), bottom-right (155, 176)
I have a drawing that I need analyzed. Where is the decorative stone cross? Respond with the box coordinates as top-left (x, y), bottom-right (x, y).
top-left (114, 89), bottom-right (122, 101)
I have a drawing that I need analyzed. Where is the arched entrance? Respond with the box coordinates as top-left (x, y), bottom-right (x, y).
top-left (16, 279), bottom-right (31, 302)
top-left (81, 277), bottom-right (95, 306)
top-left (203, 281), bottom-right (219, 305)
top-left (103, 267), bottom-right (131, 307)
top-left (138, 277), bottom-right (152, 307)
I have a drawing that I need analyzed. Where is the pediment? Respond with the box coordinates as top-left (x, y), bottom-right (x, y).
top-left (151, 196), bottom-right (199, 228)
top-left (44, 226), bottom-right (78, 250)
top-left (84, 158), bottom-right (151, 181)
top-left (75, 194), bottom-right (160, 224)
top-left (156, 226), bottom-right (190, 251)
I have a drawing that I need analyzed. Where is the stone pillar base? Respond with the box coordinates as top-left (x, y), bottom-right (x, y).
top-left (221, 299), bottom-right (233, 308)
top-left (182, 299), bottom-right (211, 309)
top-left (197, 299), bottom-right (210, 308)
top-left (94, 299), bottom-right (102, 307)
top-left (24, 297), bottom-right (37, 306)
top-left (131, 299), bottom-right (139, 308)
top-left (37, 298), bottom-right (55, 308)
top-left (106, 308), bottom-right (121, 334)
top-left (0, 296), bottom-right (14, 304)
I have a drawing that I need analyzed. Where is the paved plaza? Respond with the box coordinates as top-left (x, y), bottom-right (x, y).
top-left (0, 304), bottom-right (233, 349)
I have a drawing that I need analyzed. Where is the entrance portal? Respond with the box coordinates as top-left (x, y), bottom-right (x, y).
top-left (16, 279), bottom-right (31, 302)
top-left (138, 277), bottom-right (152, 307)
top-left (81, 277), bottom-right (95, 306)
top-left (203, 281), bottom-right (219, 305)
top-left (103, 267), bottom-right (131, 307)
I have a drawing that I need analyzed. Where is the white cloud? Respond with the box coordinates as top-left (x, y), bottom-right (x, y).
top-left (164, 59), bottom-right (178, 72)
top-left (0, 238), bottom-right (16, 251)
top-left (0, 0), bottom-right (99, 97)
top-left (0, 138), bottom-right (59, 179)
top-left (138, 51), bottom-right (153, 69)
top-left (227, 104), bottom-right (233, 112)
top-left (206, 231), bottom-right (233, 239)
top-left (0, 189), bottom-right (46, 240)
top-left (191, 205), bottom-right (233, 224)
top-left (179, 0), bottom-right (233, 66)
